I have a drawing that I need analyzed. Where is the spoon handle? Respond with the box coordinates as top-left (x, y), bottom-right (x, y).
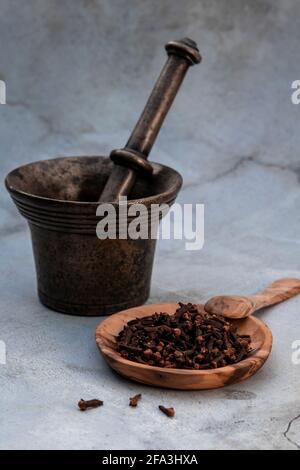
top-left (249, 278), bottom-right (300, 312)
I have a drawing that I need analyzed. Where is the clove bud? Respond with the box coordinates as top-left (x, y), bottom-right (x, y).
top-left (159, 405), bottom-right (175, 418)
top-left (78, 399), bottom-right (103, 411)
top-left (129, 393), bottom-right (142, 407)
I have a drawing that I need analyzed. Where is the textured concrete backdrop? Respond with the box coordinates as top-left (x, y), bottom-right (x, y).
top-left (0, 0), bottom-right (300, 450)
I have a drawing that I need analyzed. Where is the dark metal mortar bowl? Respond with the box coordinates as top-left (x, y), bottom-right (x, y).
top-left (5, 156), bottom-right (182, 316)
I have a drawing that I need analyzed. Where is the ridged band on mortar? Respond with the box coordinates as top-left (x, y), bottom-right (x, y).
top-left (10, 192), bottom-right (177, 234)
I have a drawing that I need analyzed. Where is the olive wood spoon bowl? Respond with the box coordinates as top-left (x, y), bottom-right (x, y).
top-left (204, 278), bottom-right (300, 319)
top-left (95, 302), bottom-right (272, 390)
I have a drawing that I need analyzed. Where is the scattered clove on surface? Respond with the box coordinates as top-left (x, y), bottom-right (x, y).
top-left (116, 302), bottom-right (252, 370)
top-left (78, 398), bottom-right (103, 411)
top-left (129, 393), bottom-right (142, 407)
top-left (159, 405), bottom-right (175, 418)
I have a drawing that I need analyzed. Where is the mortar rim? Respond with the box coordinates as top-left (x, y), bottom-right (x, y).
top-left (5, 155), bottom-right (183, 207)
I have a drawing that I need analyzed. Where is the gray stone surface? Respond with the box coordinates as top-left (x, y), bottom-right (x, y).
top-left (1, 0), bottom-right (300, 450)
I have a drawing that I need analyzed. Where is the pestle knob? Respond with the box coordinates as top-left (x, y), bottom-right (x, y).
top-left (98, 38), bottom-right (201, 202)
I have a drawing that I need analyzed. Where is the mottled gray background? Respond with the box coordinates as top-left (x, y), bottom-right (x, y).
top-left (1, 0), bottom-right (300, 450)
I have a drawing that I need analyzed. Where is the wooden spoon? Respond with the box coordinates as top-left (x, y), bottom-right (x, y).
top-left (204, 278), bottom-right (300, 319)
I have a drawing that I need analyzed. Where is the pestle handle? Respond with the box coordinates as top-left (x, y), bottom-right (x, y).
top-left (99, 38), bottom-right (201, 202)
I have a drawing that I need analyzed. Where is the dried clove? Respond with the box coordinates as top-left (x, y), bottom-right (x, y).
top-left (129, 393), bottom-right (142, 407)
top-left (159, 405), bottom-right (175, 418)
top-left (78, 398), bottom-right (103, 411)
top-left (116, 303), bottom-right (251, 370)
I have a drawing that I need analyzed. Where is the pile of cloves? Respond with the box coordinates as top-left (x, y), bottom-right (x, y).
top-left (116, 302), bottom-right (252, 369)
